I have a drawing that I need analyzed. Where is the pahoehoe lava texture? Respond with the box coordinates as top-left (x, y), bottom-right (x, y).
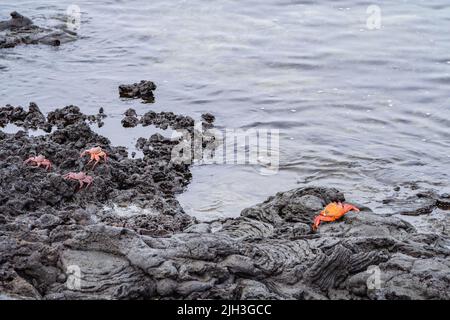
top-left (0, 107), bottom-right (449, 300)
top-left (0, 11), bottom-right (77, 49)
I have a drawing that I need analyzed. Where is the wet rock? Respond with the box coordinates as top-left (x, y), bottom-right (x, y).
top-left (139, 111), bottom-right (195, 131)
top-left (119, 81), bottom-right (157, 103)
top-left (201, 113), bottom-right (215, 124)
top-left (124, 108), bottom-right (137, 117)
top-left (121, 109), bottom-right (139, 128)
top-left (0, 105), bottom-right (198, 217)
top-left (0, 12), bottom-right (76, 49)
top-left (0, 104), bottom-right (27, 127)
top-left (384, 190), bottom-right (450, 216)
top-left (0, 12), bottom-right (34, 31)
top-left (241, 187), bottom-right (344, 225)
top-left (41, 186), bottom-right (446, 300)
top-left (25, 103), bottom-right (49, 130)
top-left (201, 113), bottom-right (215, 129)
top-left (121, 116), bottom-right (139, 128)
top-left (2, 183), bottom-right (448, 299)
top-left (47, 105), bottom-right (87, 128)
top-left (0, 106), bottom-right (448, 300)
top-left (0, 103), bottom-right (105, 132)
top-left (0, 103), bottom-right (50, 131)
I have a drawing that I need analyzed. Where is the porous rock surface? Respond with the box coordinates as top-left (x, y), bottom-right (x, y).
top-left (0, 107), bottom-right (448, 300)
top-left (119, 81), bottom-right (157, 103)
top-left (0, 103), bottom-right (105, 131)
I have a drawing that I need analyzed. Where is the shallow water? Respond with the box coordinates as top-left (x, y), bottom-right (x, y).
top-left (1, 1), bottom-right (449, 221)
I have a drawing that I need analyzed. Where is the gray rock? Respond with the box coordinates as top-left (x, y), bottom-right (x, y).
top-left (119, 81), bottom-right (156, 103)
top-left (0, 12), bottom-right (33, 31)
top-left (0, 106), bottom-right (448, 300)
top-left (0, 12), bottom-right (76, 49)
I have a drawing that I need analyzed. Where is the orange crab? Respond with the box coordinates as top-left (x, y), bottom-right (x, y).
top-left (80, 146), bottom-right (107, 168)
top-left (63, 172), bottom-right (93, 189)
top-left (23, 155), bottom-right (52, 170)
top-left (312, 202), bottom-right (360, 231)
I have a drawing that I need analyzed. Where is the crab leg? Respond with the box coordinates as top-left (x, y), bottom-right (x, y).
top-left (91, 154), bottom-right (102, 169)
top-left (92, 160), bottom-right (100, 169)
top-left (343, 204), bottom-right (360, 212)
top-left (313, 215), bottom-right (336, 230)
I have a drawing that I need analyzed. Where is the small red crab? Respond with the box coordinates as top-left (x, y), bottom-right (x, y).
top-left (80, 146), bottom-right (107, 168)
top-left (63, 172), bottom-right (93, 189)
top-left (23, 155), bottom-right (52, 170)
top-left (312, 202), bottom-right (360, 231)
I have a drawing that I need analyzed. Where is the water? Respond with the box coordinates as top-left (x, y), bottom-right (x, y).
top-left (1, 1), bottom-right (449, 222)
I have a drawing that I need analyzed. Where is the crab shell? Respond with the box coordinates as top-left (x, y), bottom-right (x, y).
top-left (312, 202), bottom-right (360, 230)
top-left (24, 155), bottom-right (52, 170)
top-left (63, 172), bottom-right (94, 189)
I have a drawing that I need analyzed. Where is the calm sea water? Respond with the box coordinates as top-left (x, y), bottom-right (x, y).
top-left (1, 1), bottom-right (449, 223)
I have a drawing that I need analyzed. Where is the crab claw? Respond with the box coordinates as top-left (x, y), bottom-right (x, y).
top-left (312, 214), bottom-right (337, 231)
top-left (313, 215), bottom-right (321, 231)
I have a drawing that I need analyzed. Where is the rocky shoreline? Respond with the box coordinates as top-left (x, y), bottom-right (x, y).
top-left (0, 104), bottom-right (448, 300)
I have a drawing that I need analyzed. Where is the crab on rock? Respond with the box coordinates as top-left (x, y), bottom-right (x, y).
top-left (63, 172), bottom-right (93, 189)
top-left (312, 202), bottom-right (360, 231)
top-left (80, 146), bottom-right (107, 168)
top-left (23, 155), bottom-right (52, 170)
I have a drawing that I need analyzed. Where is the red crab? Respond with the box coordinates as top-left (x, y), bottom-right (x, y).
top-left (80, 146), bottom-right (107, 168)
top-left (23, 155), bottom-right (52, 170)
top-left (312, 202), bottom-right (360, 231)
top-left (63, 172), bottom-right (93, 190)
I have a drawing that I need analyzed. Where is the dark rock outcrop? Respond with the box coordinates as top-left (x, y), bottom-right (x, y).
top-left (121, 108), bottom-right (139, 128)
top-left (0, 106), bottom-right (448, 300)
top-left (119, 81), bottom-right (157, 103)
top-left (0, 12), bottom-right (33, 31)
top-left (0, 102), bottom-right (50, 131)
top-left (2, 184), bottom-right (448, 300)
top-left (0, 11), bottom-right (76, 49)
top-left (0, 103), bottom-right (106, 131)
